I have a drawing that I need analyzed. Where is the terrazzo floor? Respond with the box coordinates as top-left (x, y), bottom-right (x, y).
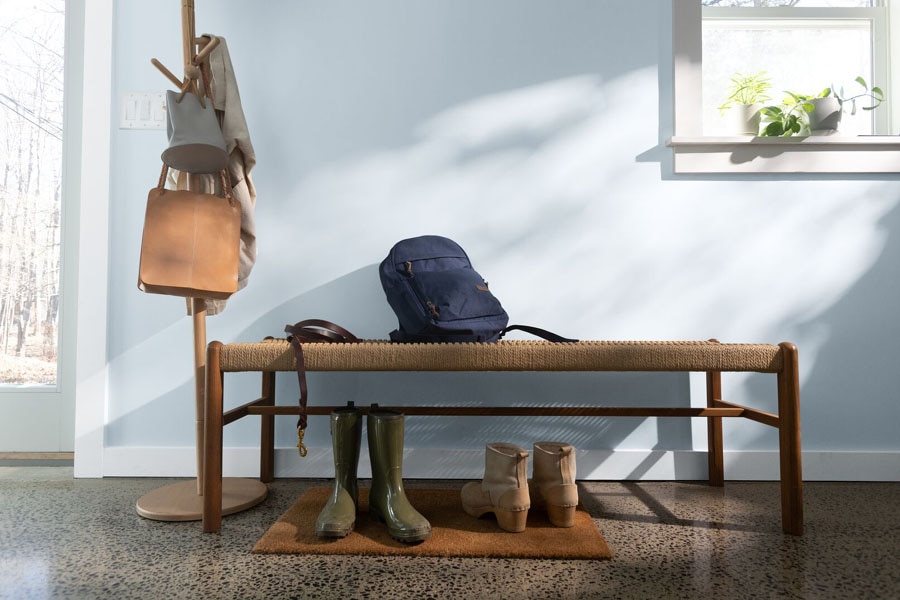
top-left (0, 467), bottom-right (898, 599)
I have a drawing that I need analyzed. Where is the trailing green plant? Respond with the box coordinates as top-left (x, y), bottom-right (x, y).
top-left (718, 70), bottom-right (772, 113)
top-left (825, 76), bottom-right (885, 115)
top-left (741, 75), bottom-right (885, 137)
top-left (759, 92), bottom-right (815, 137)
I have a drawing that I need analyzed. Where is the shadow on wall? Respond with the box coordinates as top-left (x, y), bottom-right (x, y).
top-left (98, 0), bottom-right (900, 484)
top-left (105, 261), bottom-right (694, 465)
top-left (109, 71), bottom-right (900, 464)
top-left (791, 197), bottom-right (900, 452)
top-left (244, 67), bottom-right (900, 450)
top-left (252, 68), bottom-right (898, 347)
top-left (219, 266), bottom-right (694, 456)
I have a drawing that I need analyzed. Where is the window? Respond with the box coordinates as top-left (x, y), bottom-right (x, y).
top-left (704, 1), bottom-right (888, 135)
top-left (0, 0), bottom-right (81, 454)
top-left (0, 0), bottom-right (65, 385)
top-left (669, 0), bottom-right (900, 173)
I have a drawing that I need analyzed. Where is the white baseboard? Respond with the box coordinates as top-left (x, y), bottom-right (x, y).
top-left (99, 446), bottom-right (900, 481)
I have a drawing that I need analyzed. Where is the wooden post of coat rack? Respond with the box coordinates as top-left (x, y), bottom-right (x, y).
top-left (135, 0), bottom-right (267, 522)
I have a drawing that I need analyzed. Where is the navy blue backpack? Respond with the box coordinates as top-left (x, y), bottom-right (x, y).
top-left (379, 235), bottom-right (575, 343)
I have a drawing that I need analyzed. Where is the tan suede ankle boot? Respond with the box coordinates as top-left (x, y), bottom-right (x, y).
top-left (529, 441), bottom-right (578, 527)
top-left (460, 443), bottom-right (531, 532)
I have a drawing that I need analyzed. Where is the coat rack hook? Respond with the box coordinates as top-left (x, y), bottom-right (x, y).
top-left (151, 58), bottom-right (183, 89)
top-left (192, 35), bottom-right (220, 66)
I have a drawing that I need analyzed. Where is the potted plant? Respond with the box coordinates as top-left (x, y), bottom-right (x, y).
top-left (808, 76), bottom-right (884, 133)
top-left (760, 77), bottom-right (885, 136)
top-left (759, 92), bottom-right (815, 137)
top-left (718, 71), bottom-right (772, 135)
top-left (806, 89), bottom-right (841, 133)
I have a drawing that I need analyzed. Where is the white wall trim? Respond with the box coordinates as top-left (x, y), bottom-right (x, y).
top-left (102, 446), bottom-right (900, 482)
top-left (72, 0), bottom-right (113, 478)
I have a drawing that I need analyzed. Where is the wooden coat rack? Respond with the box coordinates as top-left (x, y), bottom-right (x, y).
top-left (135, 0), bottom-right (267, 522)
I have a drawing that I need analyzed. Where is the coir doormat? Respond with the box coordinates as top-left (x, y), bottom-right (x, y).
top-left (253, 486), bottom-right (612, 559)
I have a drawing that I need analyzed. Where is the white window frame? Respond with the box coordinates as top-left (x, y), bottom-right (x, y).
top-left (668, 0), bottom-right (900, 174)
top-left (73, 0), bottom-right (113, 477)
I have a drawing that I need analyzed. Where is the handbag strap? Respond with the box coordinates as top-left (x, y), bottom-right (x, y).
top-left (156, 162), bottom-right (234, 203)
top-left (157, 162), bottom-right (170, 190)
top-left (284, 319), bottom-right (360, 457)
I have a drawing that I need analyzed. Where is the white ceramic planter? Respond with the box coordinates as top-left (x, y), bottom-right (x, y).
top-left (808, 97), bottom-right (842, 134)
top-left (727, 103), bottom-right (763, 136)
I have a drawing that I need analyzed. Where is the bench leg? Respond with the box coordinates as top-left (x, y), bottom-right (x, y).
top-left (202, 342), bottom-right (224, 533)
top-left (260, 371), bottom-right (276, 483)
top-left (778, 342), bottom-right (803, 535)
top-left (706, 370), bottom-right (725, 487)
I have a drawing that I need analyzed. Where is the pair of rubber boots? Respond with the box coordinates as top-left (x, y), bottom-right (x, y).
top-left (316, 403), bottom-right (431, 543)
top-left (461, 442), bottom-right (578, 533)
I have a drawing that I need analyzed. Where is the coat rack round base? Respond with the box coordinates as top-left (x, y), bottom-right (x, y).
top-left (136, 478), bottom-right (267, 522)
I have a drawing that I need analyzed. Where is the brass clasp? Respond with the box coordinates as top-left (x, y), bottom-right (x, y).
top-left (296, 426), bottom-right (308, 457)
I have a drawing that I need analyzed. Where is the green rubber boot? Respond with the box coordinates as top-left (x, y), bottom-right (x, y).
top-left (367, 407), bottom-right (431, 543)
top-left (315, 403), bottom-right (362, 538)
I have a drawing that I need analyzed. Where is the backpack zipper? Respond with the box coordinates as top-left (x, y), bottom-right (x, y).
top-left (400, 261), bottom-right (443, 320)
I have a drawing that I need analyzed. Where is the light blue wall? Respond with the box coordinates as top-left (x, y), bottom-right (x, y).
top-left (106, 1), bottom-right (900, 468)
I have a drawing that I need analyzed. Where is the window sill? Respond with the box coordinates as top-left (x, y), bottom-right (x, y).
top-left (667, 135), bottom-right (900, 174)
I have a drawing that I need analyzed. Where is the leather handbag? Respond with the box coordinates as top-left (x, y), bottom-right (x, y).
top-left (138, 164), bottom-right (241, 299)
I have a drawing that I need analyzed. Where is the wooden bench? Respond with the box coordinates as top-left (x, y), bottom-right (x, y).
top-left (202, 339), bottom-right (802, 535)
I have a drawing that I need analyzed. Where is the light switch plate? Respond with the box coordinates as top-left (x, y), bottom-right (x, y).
top-left (120, 92), bottom-right (166, 130)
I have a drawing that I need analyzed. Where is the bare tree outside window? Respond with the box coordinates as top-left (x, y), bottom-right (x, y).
top-left (0, 0), bottom-right (65, 385)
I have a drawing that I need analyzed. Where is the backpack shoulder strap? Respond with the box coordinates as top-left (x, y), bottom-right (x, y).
top-left (498, 324), bottom-right (578, 343)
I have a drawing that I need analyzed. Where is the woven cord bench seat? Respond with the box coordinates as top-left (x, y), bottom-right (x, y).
top-left (215, 339), bottom-right (784, 373)
top-left (202, 339), bottom-right (802, 535)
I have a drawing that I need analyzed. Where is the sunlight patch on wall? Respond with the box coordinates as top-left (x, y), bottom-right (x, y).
top-left (258, 65), bottom-right (895, 357)
top-left (116, 66), bottom-right (898, 449)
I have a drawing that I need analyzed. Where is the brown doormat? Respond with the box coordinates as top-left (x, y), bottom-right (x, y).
top-left (253, 486), bottom-right (612, 559)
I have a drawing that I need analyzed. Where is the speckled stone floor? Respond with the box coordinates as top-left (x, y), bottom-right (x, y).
top-left (0, 467), bottom-right (897, 599)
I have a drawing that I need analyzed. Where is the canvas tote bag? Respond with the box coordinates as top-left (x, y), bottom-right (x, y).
top-left (161, 89), bottom-right (229, 174)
